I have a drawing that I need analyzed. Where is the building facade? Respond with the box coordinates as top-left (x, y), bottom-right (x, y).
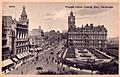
top-left (2, 16), bottom-right (13, 60)
top-left (13, 6), bottom-right (30, 62)
top-left (2, 7), bottom-right (30, 73)
top-left (29, 26), bottom-right (44, 53)
top-left (44, 30), bottom-right (61, 46)
top-left (2, 16), bottom-right (16, 73)
top-left (2, 15), bottom-right (16, 62)
top-left (67, 11), bottom-right (107, 50)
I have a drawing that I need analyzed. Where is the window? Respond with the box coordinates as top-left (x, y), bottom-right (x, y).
top-left (99, 41), bottom-right (101, 43)
top-left (32, 39), bottom-right (34, 41)
top-left (16, 49), bottom-right (18, 54)
top-left (32, 42), bottom-right (34, 44)
top-left (99, 45), bottom-right (101, 48)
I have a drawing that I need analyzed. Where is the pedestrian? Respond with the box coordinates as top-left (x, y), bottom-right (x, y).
top-left (16, 68), bottom-right (18, 70)
top-left (47, 61), bottom-right (49, 64)
top-left (52, 57), bottom-right (54, 60)
top-left (55, 60), bottom-right (56, 62)
top-left (32, 59), bottom-right (34, 62)
top-left (4, 70), bottom-right (6, 73)
top-left (57, 67), bottom-right (59, 71)
top-left (61, 63), bottom-right (63, 66)
top-left (63, 67), bottom-right (65, 71)
top-left (21, 71), bottom-right (23, 74)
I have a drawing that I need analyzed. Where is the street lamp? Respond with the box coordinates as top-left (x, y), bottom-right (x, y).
top-left (87, 59), bottom-right (95, 75)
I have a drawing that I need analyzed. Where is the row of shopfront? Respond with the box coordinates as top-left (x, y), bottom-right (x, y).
top-left (2, 51), bottom-right (31, 74)
top-left (2, 47), bottom-right (43, 74)
top-left (29, 47), bottom-right (42, 55)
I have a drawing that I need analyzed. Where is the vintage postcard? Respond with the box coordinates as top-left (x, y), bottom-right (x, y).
top-left (1, 0), bottom-right (120, 77)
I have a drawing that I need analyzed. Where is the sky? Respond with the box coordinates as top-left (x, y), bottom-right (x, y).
top-left (2, 2), bottom-right (119, 38)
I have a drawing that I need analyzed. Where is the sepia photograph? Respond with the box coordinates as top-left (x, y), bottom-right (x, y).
top-left (1, 1), bottom-right (119, 75)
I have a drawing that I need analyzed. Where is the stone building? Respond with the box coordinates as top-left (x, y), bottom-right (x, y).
top-left (2, 6), bottom-right (30, 73)
top-left (29, 26), bottom-right (44, 54)
top-left (2, 16), bottom-right (13, 60)
top-left (2, 16), bottom-right (15, 72)
top-left (13, 6), bottom-right (30, 63)
top-left (67, 11), bottom-right (107, 50)
top-left (44, 30), bottom-right (61, 46)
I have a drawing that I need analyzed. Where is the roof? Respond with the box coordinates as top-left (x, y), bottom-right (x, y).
top-left (68, 24), bottom-right (107, 32)
top-left (2, 59), bottom-right (14, 67)
top-left (106, 49), bottom-right (118, 58)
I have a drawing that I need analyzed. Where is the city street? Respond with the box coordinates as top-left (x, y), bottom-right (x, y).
top-left (7, 42), bottom-right (93, 75)
top-left (7, 43), bottom-right (64, 74)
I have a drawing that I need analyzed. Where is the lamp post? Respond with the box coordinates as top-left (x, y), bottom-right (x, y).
top-left (25, 62), bottom-right (27, 74)
top-left (89, 59), bottom-right (95, 75)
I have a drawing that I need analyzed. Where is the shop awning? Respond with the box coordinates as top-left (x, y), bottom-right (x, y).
top-left (37, 48), bottom-right (39, 50)
top-left (25, 52), bottom-right (29, 56)
top-left (23, 52), bottom-right (27, 57)
top-left (25, 51), bottom-right (29, 55)
top-left (23, 52), bottom-right (29, 57)
top-left (16, 54), bottom-right (23, 59)
top-left (37, 48), bottom-right (42, 50)
top-left (26, 51), bottom-right (29, 54)
top-left (20, 53), bottom-right (25, 58)
top-left (35, 48), bottom-right (38, 51)
top-left (11, 57), bottom-right (18, 62)
top-left (2, 59), bottom-right (14, 67)
top-left (17, 53), bottom-right (27, 59)
top-left (30, 48), bottom-right (34, 51)
top-left (27, 51), bottom-right (31, 55)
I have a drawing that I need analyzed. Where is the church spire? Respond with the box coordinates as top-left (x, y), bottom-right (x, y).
top-left (21, 6), bottom-right (27, 17)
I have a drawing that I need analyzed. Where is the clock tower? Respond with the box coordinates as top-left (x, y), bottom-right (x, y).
top-left (68, 11), bottom-right (76, 31)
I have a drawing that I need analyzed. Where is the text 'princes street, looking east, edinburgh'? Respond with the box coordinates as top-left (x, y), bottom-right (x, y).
top-left (65, 5), bottom-right (113, 9)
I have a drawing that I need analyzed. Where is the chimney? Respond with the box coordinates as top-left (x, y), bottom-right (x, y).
top-left (90, 23), bottom-right (93, 27)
